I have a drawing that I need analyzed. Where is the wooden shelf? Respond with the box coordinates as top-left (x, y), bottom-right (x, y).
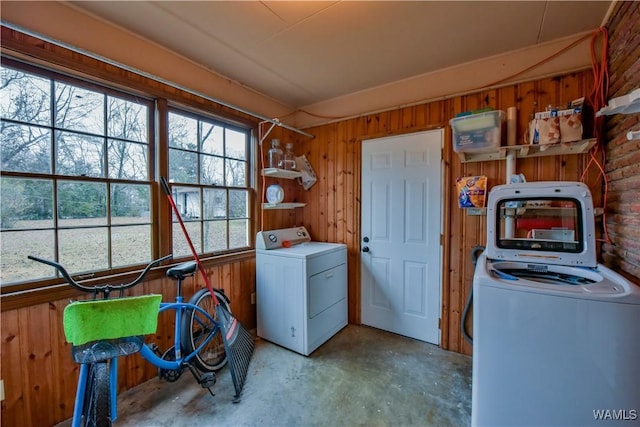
top-left (456, 138), bottom-right (597, 163)
top-left (262, 202), bottom-right (306, 210)
top-left (465, 207), bottom-right (603, 216)
top-left (261, 168), bottom-right (302, 179)
top-left (261, 169), bottom-right (304, 210)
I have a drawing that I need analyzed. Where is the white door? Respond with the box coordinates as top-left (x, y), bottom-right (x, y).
top-left (361, 130), bottom-right (442, 344)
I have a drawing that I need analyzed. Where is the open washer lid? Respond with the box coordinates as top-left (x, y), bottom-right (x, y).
top-left (485, 181), bottom-right (597, 267)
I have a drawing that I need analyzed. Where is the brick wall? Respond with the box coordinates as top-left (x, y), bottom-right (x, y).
top-left (602, 1), bottom-right (640, 280)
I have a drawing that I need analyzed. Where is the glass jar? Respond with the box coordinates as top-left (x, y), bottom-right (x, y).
top-left (268, 139), bottom-right (283, 169)
top-left (283, 142), bottom-right (297, 170)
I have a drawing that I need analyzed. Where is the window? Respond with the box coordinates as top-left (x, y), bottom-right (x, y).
top-left (495, 197), bottom-right (582, 253)
top-left (167, 109), bottom-right (250, 257)
top-left (0, 61), bottom-right (153, 285)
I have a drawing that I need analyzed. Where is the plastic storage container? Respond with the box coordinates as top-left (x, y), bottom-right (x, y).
top-left (450, 110), bottom-right (504, 153)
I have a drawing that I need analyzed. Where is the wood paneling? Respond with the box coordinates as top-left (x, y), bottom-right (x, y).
top-left (4, 5), bottom-right (640, 424)
top-left (1, 310), bottom-right (27, 426)
top-left (261, 70), bottom-right (603, 359)
top-left (1, 255), bottom-right (255, 427)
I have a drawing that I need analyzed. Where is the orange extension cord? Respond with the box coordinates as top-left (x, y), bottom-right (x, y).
top-left (263, 28), bottom-right (614, 243)
top-left (580, 27), bottom-right (612, 245)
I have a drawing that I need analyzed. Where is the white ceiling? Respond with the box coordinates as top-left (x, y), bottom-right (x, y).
top-left (63, 1), bottom-right (611, 124)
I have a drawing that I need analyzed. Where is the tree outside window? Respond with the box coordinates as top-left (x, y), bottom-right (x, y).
top-left (168, 110), bottom-right (250, 257)
top-left (0, 63), bottom-right (152, 285)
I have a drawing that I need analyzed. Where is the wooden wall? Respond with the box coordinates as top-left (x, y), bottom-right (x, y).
top-left (4, 4), bottom-right (640, 424)
top-left (1, 256), bottom-right (255, 427)
top-left (602, 1), bottom-right (640, 279)
top-left (0, 26), bottom-right (262, 427)
top-left (264, 70), bottom-right (603, 359)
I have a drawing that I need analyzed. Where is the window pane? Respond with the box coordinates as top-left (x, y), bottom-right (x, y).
top-left (167, 107), bottom-right (250, 258)
top-left (229, 189), bottom-right (248, 218)
top-left (108, 140), bottom-right (148, 180)
top-left (497, 198), bottom-right (582, 253)
top-left (226, 158), bottom-right (246, 187)
top-left (168, 112), bottom-right (197, 150)
top-left (111, 225), bottom-right (151, 267)
top-left (111, 183), bottom-right (150, 223)
top-left (201, 122), bottom-right (223, 155)
top-left (229, 219), bottom-right (249, 249)
top-left (169, 148), bottom-right (197, 183)
top-left (107, 96), bottom-right (148, 142)
top-left (201, 154), bottom-right (223, 185)
top-left (1, 230), bottom-right (55, 284)
top-left (226, 128), bottom-right (246, 160)
top-left (1, 63), bottom-right (155, 286)
top-left (1, 66), bottom-right (51, 125)
top-left (204, 188), bottom-right (226, 219)
top-left (1, 123), bottom-right (52, 174)
top-left (173, 222), bottom-right (201, 257)
top-left (54, 82), bottom-right (104, 134)
top-left (57, 181), bottom-right (107, 227)
top-left (204, 220), bottom-right (227, 252)
top-left (172, 186), bottom-right (201, 219)
top-left (59, 227), bottom-right (108, 274)
top-left (1, 177), bottom-right (53, 229)
top-left (56, 131), bottom-right (105, 177)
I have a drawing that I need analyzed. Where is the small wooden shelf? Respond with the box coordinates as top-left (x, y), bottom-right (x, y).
top-left (456, 138), bottom-right (597, 163)
top-left (502, 206), bottom-right (576, 218)
top-left (262, 202), bottom-right (306, 210)
top-left (261, 168), bottom-right (302, 179)
top-left (262, 169), bottom-right (304, 210)
top-left (465, 207), bottom-right (604, 216)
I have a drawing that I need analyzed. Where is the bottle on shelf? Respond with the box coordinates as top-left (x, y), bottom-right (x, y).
top-left (268, 139), bottom-right (283, 169)
top-left (283, 142), bottom-right (297, 171)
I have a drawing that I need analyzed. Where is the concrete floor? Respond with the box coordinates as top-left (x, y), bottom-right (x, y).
top-left (61, 325), bottom-right (472, 426)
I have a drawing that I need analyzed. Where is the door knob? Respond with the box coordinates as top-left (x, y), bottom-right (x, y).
top-left (363, 237), bottom-right (369, 242)
top-left (362, 246), bottom-right (370, 253)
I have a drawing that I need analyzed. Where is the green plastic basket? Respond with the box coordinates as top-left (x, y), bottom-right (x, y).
top-left (63, 294), bottom-right (162, 346)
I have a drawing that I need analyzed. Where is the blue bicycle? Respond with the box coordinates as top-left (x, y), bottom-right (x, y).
top-left (28, 254), bottom-right (231, 427)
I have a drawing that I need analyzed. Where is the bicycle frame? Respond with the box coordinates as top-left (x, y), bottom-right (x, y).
top-left (70, 299), bottom-right (220, 427)
top-left (141, 300), bottom-right (220, 368)
top-left (28, 255), bottom-right (225, 426)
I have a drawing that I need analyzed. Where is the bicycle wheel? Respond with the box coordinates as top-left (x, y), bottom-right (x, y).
top-left (181, 288), bottom-right (229, 371)
top-left (83, 361), bottom-right (111, 427)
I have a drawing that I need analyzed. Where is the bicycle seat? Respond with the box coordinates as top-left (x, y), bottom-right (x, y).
top-left (166, 261), bottom-right (198, 280)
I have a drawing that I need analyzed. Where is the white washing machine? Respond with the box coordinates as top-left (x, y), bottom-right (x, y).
top-left (256, 227), bottom-right (348, 356)
top-left (472, 181), bottom-right (640, 427)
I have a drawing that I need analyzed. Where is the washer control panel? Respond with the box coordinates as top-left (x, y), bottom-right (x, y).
top-left (256, 226), bottom-right (311, 250)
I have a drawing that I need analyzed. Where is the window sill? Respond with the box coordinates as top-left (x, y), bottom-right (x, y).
top-left (1, 249), bottom-right (256, 312)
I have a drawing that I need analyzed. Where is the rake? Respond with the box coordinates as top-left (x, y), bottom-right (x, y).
top-left (160, 176), bottom-right (254, 401)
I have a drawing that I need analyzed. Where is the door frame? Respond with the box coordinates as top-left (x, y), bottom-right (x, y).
top-left (357, 128), bottom-right (446, 344)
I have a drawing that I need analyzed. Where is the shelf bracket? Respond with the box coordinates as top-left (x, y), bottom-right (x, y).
top-left (259, 118), bottom-right (315, 146)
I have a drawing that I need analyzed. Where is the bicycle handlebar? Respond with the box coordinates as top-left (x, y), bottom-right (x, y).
top-left (28, 254), bottom-right (173, 296)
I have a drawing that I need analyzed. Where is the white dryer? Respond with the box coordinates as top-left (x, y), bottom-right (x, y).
top-left (256, 227), bottom-right (347, 356)
top-left (472, 182), bottom-right (640, 426)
